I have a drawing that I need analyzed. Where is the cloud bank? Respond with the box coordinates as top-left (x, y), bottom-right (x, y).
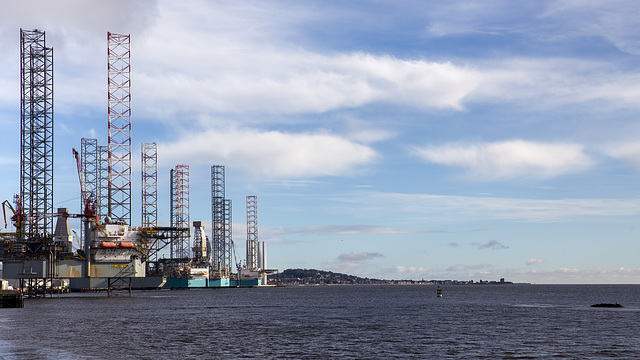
top-left (341, 191), bottom-right (640, 223)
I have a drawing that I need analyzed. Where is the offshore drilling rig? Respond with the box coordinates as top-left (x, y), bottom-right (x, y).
top-left (0, 29), bottom-right (276, 297)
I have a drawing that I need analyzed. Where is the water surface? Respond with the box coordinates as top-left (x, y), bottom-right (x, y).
top-left (1, 284), bottom-right (638, 359)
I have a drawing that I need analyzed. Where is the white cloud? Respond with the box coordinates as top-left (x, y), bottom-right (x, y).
top-left (128, 2), bottom-right (482, 118)
top-left (158, 127), bottom-right (377, 178)
top-left (602, 141), bottom-right (640, 169)
top-left (412, 140), bottom-right (593, 180)
top-left (337, 252), bottom-right (383, 262)
top-left (6, 1), bottom-right (640, 123)
top-left (473, 58), bottom-right (640, 109)
top-left (0, 1), bottom-right (158, 46)
top-left (420, 2), bottom-right (640, 109)
top-left (415, 2), bottom-right (640, 111)
top-left (327, 252), bottom-right (384, 274)
top-left (342, 117), bottom-right (396, 144)
top-left (526, 258), bottom-right (545, 265)
top-left (136, 51), bottom-right (480, 118)
top-left (0, 1), bottom-right (481, 121)
top-left (0, 1), bottom-right (159, 110)
top-left (348, 128), bottom-right (395, 144)
top-left (394, 265), bottom-right (429, 274)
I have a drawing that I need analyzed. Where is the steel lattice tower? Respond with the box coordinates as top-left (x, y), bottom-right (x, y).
top-left (20, 28), bottom-right (54, 239)
top-left (141, 143), bottom-right (157, 227)
top-left (170, 165), bottom-right (190, 259)
top-left (80, 138), bottom-right (98, 239)
top-left (224, 199), bottom-right (233, 272)
top-left (97, 145), bottom-right (109, 221)
top-left (170, 169), bottom-right (174, 257)
top-left (211, 165), bottom-right (226, 275)
top-left (81, 139), bottom-right (98, 199)
top-left (246, 195), bottom-right (258, 269)
top-left (107, 32), bottom-right (131, 224)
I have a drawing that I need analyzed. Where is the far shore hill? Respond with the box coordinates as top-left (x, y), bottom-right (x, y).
top-left (268, 268), bottom-right (519, 286)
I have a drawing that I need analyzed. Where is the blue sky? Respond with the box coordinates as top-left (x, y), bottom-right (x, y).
top-left (2, 0), bottom-right (640, 283)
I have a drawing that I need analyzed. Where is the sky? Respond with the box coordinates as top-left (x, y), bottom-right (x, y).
top-left (1, 0), bottom-right (640, 284)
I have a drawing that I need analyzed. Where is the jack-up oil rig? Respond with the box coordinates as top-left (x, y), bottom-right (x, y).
top-left (0, 29), bottom-right (276, 297)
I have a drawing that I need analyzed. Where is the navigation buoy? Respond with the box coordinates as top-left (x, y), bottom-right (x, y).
top-left (436, 286), bottom-right (442, 298)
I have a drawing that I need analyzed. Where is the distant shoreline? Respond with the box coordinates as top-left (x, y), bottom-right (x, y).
top-left (277, 282), bottom-right (531, 287)
top-left (269, 268), bottom-right (526, 286)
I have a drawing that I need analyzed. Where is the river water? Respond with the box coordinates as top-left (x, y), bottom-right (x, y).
top-left (1, 284), bottom-right (639, 359)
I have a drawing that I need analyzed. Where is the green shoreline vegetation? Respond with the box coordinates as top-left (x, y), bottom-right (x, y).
top-left (269, 268), bottom-right (518, 286)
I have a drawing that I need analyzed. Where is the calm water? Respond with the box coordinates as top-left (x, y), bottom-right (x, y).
top-left (1, 284), bottom-right (639, 359)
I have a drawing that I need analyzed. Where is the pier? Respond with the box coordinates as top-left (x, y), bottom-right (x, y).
top-left (0, 290), bottom-right (24, 308)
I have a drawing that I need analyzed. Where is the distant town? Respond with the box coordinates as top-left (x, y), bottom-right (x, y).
top-left (269, 268), bottom-right (516, 286)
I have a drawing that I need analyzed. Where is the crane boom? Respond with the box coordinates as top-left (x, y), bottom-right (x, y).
top-left (72, 148), bottom-right (86, 198)
top-left (72, 148), bottom-right (97, 220)
top-left (2, 198), bottom-right (22, 231)
top-left (2, 200), bottom-right (14, 229)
